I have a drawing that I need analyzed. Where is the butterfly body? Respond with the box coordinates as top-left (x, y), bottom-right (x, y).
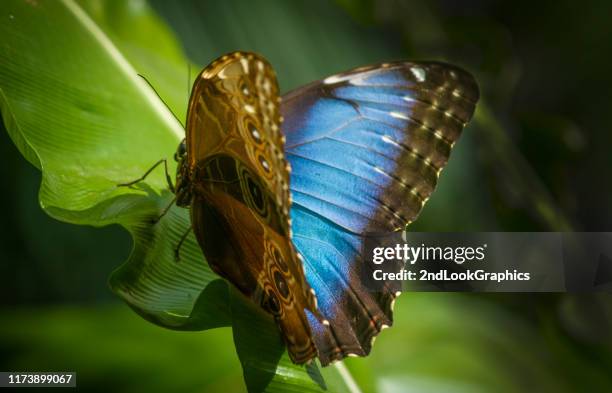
top-left (173, 52), bottom-right (479, 365)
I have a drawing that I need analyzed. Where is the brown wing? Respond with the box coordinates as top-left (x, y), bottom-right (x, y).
top-left (185, 51), bottom-right (319, 364)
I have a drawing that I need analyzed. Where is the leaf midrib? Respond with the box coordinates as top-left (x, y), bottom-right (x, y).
top-left (60, 0), bottom-right (184, 141)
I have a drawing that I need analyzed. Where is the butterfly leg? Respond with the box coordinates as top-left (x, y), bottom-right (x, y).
top-left (153, 195), bottom-right (177, 224)
top-left (174, 225), bottom-right (192, 262)
top-left (118, 158), bottom-right (175, 193)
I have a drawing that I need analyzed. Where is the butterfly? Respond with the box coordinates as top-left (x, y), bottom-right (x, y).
top-left (122, 51), bottom-right (479, 365)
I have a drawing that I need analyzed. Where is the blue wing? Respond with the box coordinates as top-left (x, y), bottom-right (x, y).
top-left (281, 61), bottom-right (479, 365)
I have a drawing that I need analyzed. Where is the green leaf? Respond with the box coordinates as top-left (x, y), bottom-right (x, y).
top-left (0, 0), bottom-right (360, 391)
top-left (229, 287), bottom-right (358, 393)
top-left (0, 0), bottom-right (222, 331)
top-left (0, 305), bottom-right (246, 393)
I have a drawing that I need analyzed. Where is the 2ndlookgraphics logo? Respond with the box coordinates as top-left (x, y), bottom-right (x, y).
top-left (369, 242), bottom-right (531, 283)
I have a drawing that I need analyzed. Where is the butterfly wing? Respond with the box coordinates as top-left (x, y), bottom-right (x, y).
top-left (281, 61), bottom-right (479, 365)
top-left (185, 52), bottom-right (319, 364)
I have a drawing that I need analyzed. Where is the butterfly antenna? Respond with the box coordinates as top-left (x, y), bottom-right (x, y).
top-left (186, 63), bottom-right (192, 120)
top-left (137, 73), bottom-right (185, 127)
top-left (187, 63), bottom-right (192, 96)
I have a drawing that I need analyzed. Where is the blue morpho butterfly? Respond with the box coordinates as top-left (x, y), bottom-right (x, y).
top-left (121, 52), bottom-right (479, 365)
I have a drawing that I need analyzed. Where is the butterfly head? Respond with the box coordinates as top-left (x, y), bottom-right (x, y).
top-left (174, 138), bottom-right (192, 207)
top-left (173, 139), bottom-right (187, 162)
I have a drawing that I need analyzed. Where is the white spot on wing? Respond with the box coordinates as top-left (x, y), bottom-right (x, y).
top-left (323, 68), bottom-right (380, 86)
top-left (382, 135), bottom-right (400, 146)
top-left (373, 166), bottom-right (385, 176)
top-left (433, 130), bottom-right (445, 140)
top-left (323, 73), bottom-right (362, 85)
top-left (390, 111), bottom-right (409, 120)
top-left (240, 57), bottom-right (249, 73)
top-left (411, 66), bottom-right (426, 82)
top-left (323, 74), bottom-right (344, 85)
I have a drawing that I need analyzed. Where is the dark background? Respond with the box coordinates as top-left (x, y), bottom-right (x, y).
top-left (1, 0), bottom-right (611, 392)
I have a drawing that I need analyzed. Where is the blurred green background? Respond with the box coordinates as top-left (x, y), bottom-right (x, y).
top-left (1, 0), bottom-right (612, 392)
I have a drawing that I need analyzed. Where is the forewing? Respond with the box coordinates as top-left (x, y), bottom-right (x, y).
top-left (186, 52), bottom-right (318, 363)
top-left (186, 52), bottom-right (289, 209)
top-left (281, 61), bottom-right (479, 365)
